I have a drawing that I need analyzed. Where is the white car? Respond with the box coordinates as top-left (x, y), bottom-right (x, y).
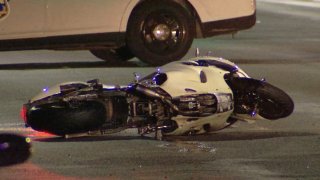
top-left (0, 0), bottom-right (256, 65)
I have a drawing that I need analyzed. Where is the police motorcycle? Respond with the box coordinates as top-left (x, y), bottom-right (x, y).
top-left (21, 51), bottom-right (294, 139)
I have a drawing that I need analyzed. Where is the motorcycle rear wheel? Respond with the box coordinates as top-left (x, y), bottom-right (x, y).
top-left (28, 101), bottom-right (106, 136)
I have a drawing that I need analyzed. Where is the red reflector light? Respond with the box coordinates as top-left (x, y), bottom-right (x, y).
top-left (28, 131), bottom-right (56, 138)
top-left (20, 105), bottom-right (28, 123)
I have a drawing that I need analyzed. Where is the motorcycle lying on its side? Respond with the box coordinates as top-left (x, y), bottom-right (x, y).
top-left (21, 54), bottom-right (294, 139)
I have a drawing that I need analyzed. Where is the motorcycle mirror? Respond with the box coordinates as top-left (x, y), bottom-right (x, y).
top-left (0, 133), bottom-right (32, 167)
top-left (133, 72), bottom-right (140, 82)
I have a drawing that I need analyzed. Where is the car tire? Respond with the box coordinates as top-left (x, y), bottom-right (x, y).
top-left (126, 0), bottom-right (195, 66)
top-left (90, 46), bottom-right (134, 62)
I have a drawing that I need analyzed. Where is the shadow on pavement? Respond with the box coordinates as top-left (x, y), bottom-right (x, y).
top-left (32, 131), bottom-right (318, 143)
top-left (0, 61), bottom-right (145, 70)
top-left (0, 59), bottom-right (318, 70)
top-left (33, 135), bottom-right (154, 142)
top-left (164, 131), bottom-right (318, 142)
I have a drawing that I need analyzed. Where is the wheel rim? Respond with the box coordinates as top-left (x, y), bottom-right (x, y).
top-left (141, 11), bottom-right (186, 55)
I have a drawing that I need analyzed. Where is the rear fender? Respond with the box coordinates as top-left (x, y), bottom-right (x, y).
top-left (30, 81), bottom-right (88, 103)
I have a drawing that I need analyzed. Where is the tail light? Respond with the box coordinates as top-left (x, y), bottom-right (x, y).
top-left (20, 105), bottom-right (28, 124)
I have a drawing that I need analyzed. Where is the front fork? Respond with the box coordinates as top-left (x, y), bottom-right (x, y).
top-left (226, 75), bottom-right (266, 118)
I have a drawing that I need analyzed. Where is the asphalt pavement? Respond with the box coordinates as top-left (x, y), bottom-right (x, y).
top-left (0, 1), bottom-right (319, 179)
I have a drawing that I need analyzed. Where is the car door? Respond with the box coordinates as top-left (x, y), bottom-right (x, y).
top-left (45, 0), bottom-right (131, 37)
top-left (0, 0), bottom-right (46, 39)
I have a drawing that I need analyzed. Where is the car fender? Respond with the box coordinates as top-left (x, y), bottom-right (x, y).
top-left (119, 0), bottom-right (195, 32)
top-left (188, 0), bottom-right (256, 22)
top-left (119, 0), bottom-right (256, 32)
top-left (119, 0), bottom-right (140, 32)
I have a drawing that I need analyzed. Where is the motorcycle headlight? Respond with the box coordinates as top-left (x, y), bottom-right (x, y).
top-left (215, 93), bottom-right (233, 113)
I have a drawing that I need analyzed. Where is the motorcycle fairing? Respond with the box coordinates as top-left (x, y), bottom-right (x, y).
top-left (164, 92), bottom-right (234, 135)
top-left (154, 56), bottom-right (249, 98)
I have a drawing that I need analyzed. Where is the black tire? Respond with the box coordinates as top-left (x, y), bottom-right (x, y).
top-left (28, 101), bottom-right (106, 136)
top-left (255, 82), bottom-right (294, 120)
top-left (126, 0), bottom-right (195, 66)
top-left (231, 78), bottom-right (294, 120)
top-left (90, 46), bottom-right (134, 62)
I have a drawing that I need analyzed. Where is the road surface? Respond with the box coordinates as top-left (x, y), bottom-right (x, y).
top-left (0, 1), bottom-right (319, 179)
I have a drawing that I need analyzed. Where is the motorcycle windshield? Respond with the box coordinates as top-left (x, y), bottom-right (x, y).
top-left (196, 59), bottom-right (239, 73)
top-left (180, 58), bottom-right (238, 72)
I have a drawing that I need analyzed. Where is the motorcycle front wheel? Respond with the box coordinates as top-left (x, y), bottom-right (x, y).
top-left (231, 78), bottom-right (294, 120)
top-left (255, 82), bottom-right (294, 120)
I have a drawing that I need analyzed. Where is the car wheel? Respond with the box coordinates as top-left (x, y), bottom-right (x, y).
top-left (127, 0), bottom-right (195, 66)
top-left (90, 46), bottom-right (134, 62)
